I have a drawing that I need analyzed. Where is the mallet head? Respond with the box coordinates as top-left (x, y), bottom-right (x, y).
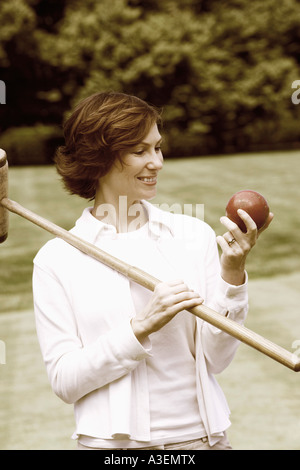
top-left (0, 149), bottom-right (9, 243)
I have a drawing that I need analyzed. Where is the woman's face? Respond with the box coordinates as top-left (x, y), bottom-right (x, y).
top-left (97, 123), bottom-right (163, 205)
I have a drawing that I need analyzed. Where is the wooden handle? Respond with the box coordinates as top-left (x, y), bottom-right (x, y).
top-left (2, 196), bottom-right (300, 372)
top-left (189, 303), bottom-right (300, 371)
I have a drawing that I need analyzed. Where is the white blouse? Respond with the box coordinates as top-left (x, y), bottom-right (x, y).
top-left (32, 200), bottom-right (248, 446)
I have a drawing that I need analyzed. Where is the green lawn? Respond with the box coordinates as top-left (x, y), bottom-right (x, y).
top-left (153, 150), bottom-right (300, 278)
top-left (1, 150), bottom-right (300, 314)
top-left (1, 150), bottom-right (300, 449)
top-left (1, 272), bottom-right (299, 450)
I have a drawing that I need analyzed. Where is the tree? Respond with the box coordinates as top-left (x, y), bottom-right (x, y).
top-left (0, 0), bottom-right (70, 130)
top-left (1, 0), bottom-right (300, 158)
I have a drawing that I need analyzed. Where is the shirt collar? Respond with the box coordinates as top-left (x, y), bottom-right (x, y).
top-left (70, 200), bottom-right (174, 244)
top-left (142, 200), bottom-right (175, 239)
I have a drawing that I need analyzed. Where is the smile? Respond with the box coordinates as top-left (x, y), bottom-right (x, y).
top-left (137, 177), bottom-right (157, 183)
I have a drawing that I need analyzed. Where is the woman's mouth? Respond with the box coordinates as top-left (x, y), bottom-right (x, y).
top-left (137, 176), bottom-right (157, 184)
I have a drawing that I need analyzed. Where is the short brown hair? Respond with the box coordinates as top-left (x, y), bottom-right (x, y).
top-left (55, 91), bottom-right (162, 200)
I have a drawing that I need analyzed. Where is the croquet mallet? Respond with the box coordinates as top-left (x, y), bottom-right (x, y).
top-left (0, 149), bottom-right (299, 372)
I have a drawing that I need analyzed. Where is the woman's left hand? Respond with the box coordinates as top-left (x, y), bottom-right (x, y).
top-left (216, 209), bottom-right (274, 286)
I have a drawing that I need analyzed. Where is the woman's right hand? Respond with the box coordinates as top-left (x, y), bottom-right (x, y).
top-left (131, 280), bottom-right (204, 342)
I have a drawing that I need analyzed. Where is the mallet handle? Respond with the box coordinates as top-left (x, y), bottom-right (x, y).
top-left (1, 196), bottom-right (300, 372)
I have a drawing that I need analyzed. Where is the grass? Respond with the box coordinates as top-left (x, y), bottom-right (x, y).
top-left (1, 272), bottom-right (300, 450)
top-left (219, 271), bottom-right (300, 450)
top-left (0, 310), bottom-right (76, 450)
top-left (153, 150), bottom-right (300, 278)
top-left (1, 150), bottom-right (300, 449)
top-left (1, 150), bottom-right (300, 314)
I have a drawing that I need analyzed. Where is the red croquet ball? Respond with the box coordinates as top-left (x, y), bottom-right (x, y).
top-left (226, 190), bottom-right (269, 232)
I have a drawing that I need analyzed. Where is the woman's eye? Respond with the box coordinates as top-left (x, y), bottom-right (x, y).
top-left (133, 145), bottom-right (162, 155)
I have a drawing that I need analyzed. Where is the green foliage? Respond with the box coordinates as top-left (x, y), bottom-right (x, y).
top-left (0, 125), bottom-right (63, 165)
top-left (1, 0), bottom-right (300, 158)
top-left (0, 0), bottom-right (36, 65)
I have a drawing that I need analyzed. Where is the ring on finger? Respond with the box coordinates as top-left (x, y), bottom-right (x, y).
top-left (228, 238), bottom-right (236, 247)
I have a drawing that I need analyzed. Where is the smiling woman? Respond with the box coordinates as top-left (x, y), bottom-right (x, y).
top-left (92, 123), bottom-right (163, 231)
top-left (55, 91), bottom-right (162, 201)
top-left (32, 91), bottom-right (272, 451)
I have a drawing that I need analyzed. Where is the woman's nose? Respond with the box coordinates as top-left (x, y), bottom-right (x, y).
top-left (147, 150), bottom-right (163, 170)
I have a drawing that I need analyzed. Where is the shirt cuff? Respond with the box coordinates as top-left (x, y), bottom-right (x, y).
top-left (111, 318), bottom-right (152, 367)
top-left (219, 270), bottom-right (248, 301)
top-left (214, 271), bottom-right (248, 321)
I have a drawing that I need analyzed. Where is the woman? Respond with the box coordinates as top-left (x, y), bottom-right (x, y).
top-left (33, 91), bottom-right (273, 450)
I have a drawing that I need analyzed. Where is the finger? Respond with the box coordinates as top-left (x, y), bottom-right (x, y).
top-left (217, 234), bottom-right (235, 253)
top-left (218, 221), bottom-right (241, 247)
top-left (220, 212), bottom-right (256, 235)
top-left (155, 281), bottom-right (196, 307)
top-left (163, 279), bottom-right (196, 294)
top-left (155, 280), bottom-right (185, 296)
top-left (236, 209), bottom-right (257, 233)
top-left (220, 216), bottom-right (242, 236)
top-left (163, 279), bottom-right (187, 287)
top-left (166, 295), bottom-right (204, 316)
top-left (258, 212), bottom-right (274, 235)
top-left (222, 231), bottom-right (236, 244)
top-left (173, 290), bottom-right (203, 304)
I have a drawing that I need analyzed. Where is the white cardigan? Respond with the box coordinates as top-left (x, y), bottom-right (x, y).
top-left (33, 200), bottom-right (248, 446)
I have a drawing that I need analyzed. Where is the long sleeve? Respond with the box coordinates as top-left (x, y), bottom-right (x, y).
top-left (33, 260), bottom-right (151, 404)
top-left (200, 226), bottom-right (249, 374)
